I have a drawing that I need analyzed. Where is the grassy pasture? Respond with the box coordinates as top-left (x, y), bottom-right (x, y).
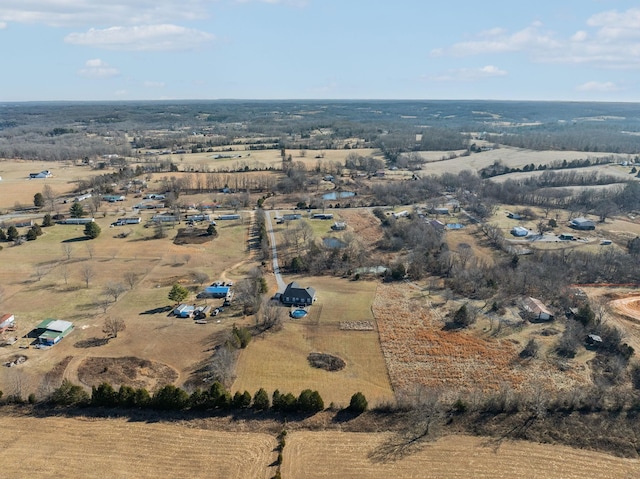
top-left (0, 159), bottom-right (116, 210)
top-left (282, 432), bottom-right (639, 479)
top-left (417, 146), bottom-right (630, 176)
top-left (0, 415), bottom-right (276, 479)
top-left (232, 277), bottom-right (394, 407)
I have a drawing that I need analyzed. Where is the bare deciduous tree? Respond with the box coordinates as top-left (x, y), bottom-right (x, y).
top-left (60, 265), bottom-right (69, 286)
top-left (123, 272), bottom-right (139, 290)
top-left (104, 282), bottom-right (126, 302)
top-left (34, 265), bottom-right (48, 282)
top-left (81, 264), bottom-right (95, 288)
top-left (258, 299), bottom-right (284, 331)
top-left (62, 244), bottom-right (73, 260)
top-left (103, 317), bottom-right (126, 339)
top-left (192, 271), bottom-right (210, 286)
top-left (98, 296), bottom-right (111, 313)
top-left (42, 185), bottom-right (56, 212)
top-left (86, 244), bottom-right (95, 259)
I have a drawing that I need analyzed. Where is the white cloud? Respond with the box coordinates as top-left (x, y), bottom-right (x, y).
top-left (433, 23), bottom-right (560, 57)
top-left (0, 21), bottom-right (6, 29)
top-left (434, 8), bottom-right (640, 69)
top-left (78, 59), bottom-right (119, 78)
top-left (65, 24), bottom-right (214, 51)
top-left (576, 81), bottom-right (620, 92)
top-left (0, 0), bottom-right (209, 27)
top-left (571, 30), bottom-right (588, 42)
top-left (431, 65), bottom-right (507, 82)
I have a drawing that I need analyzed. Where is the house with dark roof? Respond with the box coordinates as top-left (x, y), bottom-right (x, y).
top-left (281, 282), bottom-right (316, 306)
top-left (570, 217), bottom-right (596, 230)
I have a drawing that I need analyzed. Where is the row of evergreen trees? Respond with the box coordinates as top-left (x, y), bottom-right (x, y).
top-left (46, 379), bottom-right (361, 414)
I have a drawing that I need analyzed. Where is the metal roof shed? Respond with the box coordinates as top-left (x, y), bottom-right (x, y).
top-left (37, 319), bottom-right (73, 345)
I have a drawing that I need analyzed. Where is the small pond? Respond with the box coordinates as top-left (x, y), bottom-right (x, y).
top-left (322, 191), bottom-right (356, 201)
top-left (323, 237), bottom-right (347, 249)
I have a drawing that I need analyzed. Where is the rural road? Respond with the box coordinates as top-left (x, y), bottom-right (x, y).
top-left (265, 210), bottom-right (286, 292)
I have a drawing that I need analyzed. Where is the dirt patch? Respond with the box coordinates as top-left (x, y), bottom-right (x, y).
top-left (307, 352), bottom-right (346, 372)
top-left (173, 227), bottom-right (215, 245)
top-left (77, 356), bottom-right (178, 391)
top-left (3, 355), bottom-right (27, 367)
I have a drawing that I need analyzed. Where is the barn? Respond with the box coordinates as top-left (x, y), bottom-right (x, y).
top-left (36, 319), bottom-right (73, 346)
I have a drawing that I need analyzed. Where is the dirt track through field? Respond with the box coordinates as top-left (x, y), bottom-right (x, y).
top-left (282, 432), bottom-right (640, 479)
top-left (609, 295), bottom-right (640, 353)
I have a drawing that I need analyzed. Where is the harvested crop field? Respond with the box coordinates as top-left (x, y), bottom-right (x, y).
top-left (282, 431), bottom-right (640, 479)
top-left (0, 415), bottom-right (276, 479)
top-left (373, 283), bottom-right (586, 393)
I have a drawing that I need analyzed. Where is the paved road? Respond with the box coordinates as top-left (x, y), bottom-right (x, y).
top-left (264, 210), bottom-right (286, 292)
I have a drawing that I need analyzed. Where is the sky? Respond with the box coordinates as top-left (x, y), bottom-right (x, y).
top-left (2, 0), bottom-right (640, 102)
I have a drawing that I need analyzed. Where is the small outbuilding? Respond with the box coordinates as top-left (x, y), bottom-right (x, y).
top-left (281, 282), bottom-right (316, 306)
top-left (331, 222), bottom-right (347, 231)
top-left (511, 226), bottom-right (529, 237)
top-left (173, 304), bottom-right (195, 318)
top-left (36, 319), bottom-right (73, 346)
top-left (521, 297), bottom-right (554, 322)
top-left (0, 313), bottom-right (15, 332)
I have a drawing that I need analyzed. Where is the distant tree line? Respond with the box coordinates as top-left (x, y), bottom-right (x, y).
top-left (487, 125), bottom-right (640, 154)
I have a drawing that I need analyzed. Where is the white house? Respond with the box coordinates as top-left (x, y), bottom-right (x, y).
top-left (29, 170), bottom-right (52, 179)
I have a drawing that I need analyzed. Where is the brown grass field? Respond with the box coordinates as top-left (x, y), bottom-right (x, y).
top-left (282, 431), bottom-right (640, 479)
top-left (373, 283), bottom-right (589, 394)
top-left (232, 277), bottom-right (394, 407)
top-left (0, 415), bottom-right (276, 479)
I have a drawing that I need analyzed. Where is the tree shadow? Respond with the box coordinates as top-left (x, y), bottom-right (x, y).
top-left (139, 306), bottom-right (173, 315)
top-left (74, 337), bottom-right (110, 348)
top-left (61, 237), bottom-right (91, 243)
top-left (367, 430), bottom-right (433, 464)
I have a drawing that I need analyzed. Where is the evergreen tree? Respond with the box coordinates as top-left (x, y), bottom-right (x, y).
top-left (348, 392), bottom-right (368, 414)
top-left (84, 221), bottom-right (101, 239)
top-left (168, 283), bottom-right (189, 303)
top-left (7, 226), bottom-right (19, 241)
top-left (26, 228), bottom-right (38, 241)
top-left (69, 202), bottom-right (85, 218)
top-left (33, 192), bottom-right (44, 208)
top-left (91, 382), bottom-right (117, 407)
top-left (253, 388), bottom-right (270, 410)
